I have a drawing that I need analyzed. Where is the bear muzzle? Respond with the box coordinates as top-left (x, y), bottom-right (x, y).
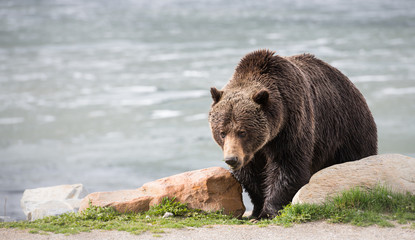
top-left (224, 156), bottom-right (239, 168)
top-left (223, 154), bottom-right (254, 170)
top-left (223, 136), bottom-right (252, 170)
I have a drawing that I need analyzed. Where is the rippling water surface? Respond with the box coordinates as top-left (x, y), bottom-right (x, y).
top-left (0, 0), bottom-right (414, 220)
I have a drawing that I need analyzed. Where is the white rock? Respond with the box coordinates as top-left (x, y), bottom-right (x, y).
top-left (21, 184), bottom-right (88, 221)
top-left (292, 154), bottom-right (415, 205)
top-left (28, 200), bottom-right (74, 221)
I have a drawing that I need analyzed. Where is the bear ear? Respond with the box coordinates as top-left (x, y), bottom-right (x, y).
top-left (252, 90), bottom-right (269, 105)
top-left (210, 87), bottom-right (223, 104)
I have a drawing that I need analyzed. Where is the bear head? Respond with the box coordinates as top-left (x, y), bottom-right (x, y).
top-left (209, 87), bottom-right (278, 170)
top-left (209, 50), bottom-right (288, 170)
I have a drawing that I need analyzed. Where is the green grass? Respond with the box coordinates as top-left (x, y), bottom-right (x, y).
top-left (0, 197), bottom-right (249, 235)
top-left (268, 185), bottom-right (415, 227)
top-left (1, 185), bottom-right (414, 235)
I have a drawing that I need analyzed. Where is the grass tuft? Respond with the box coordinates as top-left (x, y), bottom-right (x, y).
top-left (146, 197), bottom-right (193, 217)
top-left (272, 185), bottom-right (415, 227)
top-left (0, 185), bottom-right (414, 235)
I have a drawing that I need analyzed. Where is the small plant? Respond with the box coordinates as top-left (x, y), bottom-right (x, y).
top-left (80, 202), bottom-right (121, 221)
top-left (146, 197), bottom-right (193, 217)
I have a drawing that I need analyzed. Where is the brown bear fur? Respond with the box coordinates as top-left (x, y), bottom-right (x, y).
top-left (208, 49), bottom-right (377, 219)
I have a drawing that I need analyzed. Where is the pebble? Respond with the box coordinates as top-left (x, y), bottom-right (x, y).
top-left (162, 212), bottom-right (174, 218)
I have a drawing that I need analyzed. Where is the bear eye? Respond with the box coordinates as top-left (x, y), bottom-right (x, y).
top-left (220, 132), bottom-right (226, 139)
top-left (238, 131), bottom-right (247, 138)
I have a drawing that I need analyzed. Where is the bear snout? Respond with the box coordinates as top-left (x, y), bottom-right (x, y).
top-left (223, 138), bottom-right (245, 169)
top-left (224, 156), bottom-right (239, 168)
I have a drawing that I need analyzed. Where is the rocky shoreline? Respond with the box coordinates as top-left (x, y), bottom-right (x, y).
top-left (3, 154), bottom-right (415, 222)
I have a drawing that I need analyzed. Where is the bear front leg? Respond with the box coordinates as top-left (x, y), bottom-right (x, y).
top-left (231, 156), bottom-right (266, 219)
top-left (232, 168), bottom-right (265, 219)
top-left (258, 160), bottom-right (311, 219)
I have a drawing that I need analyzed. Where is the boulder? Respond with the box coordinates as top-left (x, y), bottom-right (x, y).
top-left (80, 167), bottom-right (245, 218)
top-left (21, 184), bottom-right (88, 221)
top-left (292, 154), bottom-right (415, 205)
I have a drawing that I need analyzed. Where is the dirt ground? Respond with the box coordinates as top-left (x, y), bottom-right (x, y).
top-left (1, 222), bottom-right (415, 240)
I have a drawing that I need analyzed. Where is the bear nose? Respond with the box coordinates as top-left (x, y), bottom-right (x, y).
top-left (224, 156), bottom-right (238, 167)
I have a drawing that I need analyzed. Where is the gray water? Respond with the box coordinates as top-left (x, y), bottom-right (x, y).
top-left (1, 0), bottom-right (414, 220)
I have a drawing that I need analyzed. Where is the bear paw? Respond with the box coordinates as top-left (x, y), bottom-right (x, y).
top-left (258, 206), bottom-right (280, 219)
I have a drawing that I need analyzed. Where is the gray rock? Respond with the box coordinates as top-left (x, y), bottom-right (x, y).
top-left (292, 154), bottom-right (415, 205)
top-left (21, 184), bottom-right (88, 221)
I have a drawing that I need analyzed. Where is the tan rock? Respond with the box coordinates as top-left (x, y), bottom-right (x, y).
top-left (292, 154), bottom-right (415, 205)
top-left (80, 167), bottom-right (245, 217)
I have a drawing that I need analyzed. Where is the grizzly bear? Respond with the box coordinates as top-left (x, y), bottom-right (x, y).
top-left (208, 50), bottom-right (377, 219)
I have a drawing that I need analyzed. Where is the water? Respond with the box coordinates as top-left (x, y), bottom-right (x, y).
top-left (0, 0), bottom-right (414, 220)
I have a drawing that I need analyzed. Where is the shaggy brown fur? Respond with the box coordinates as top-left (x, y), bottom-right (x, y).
top-left (208, 50), bottom-right (377, 219)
